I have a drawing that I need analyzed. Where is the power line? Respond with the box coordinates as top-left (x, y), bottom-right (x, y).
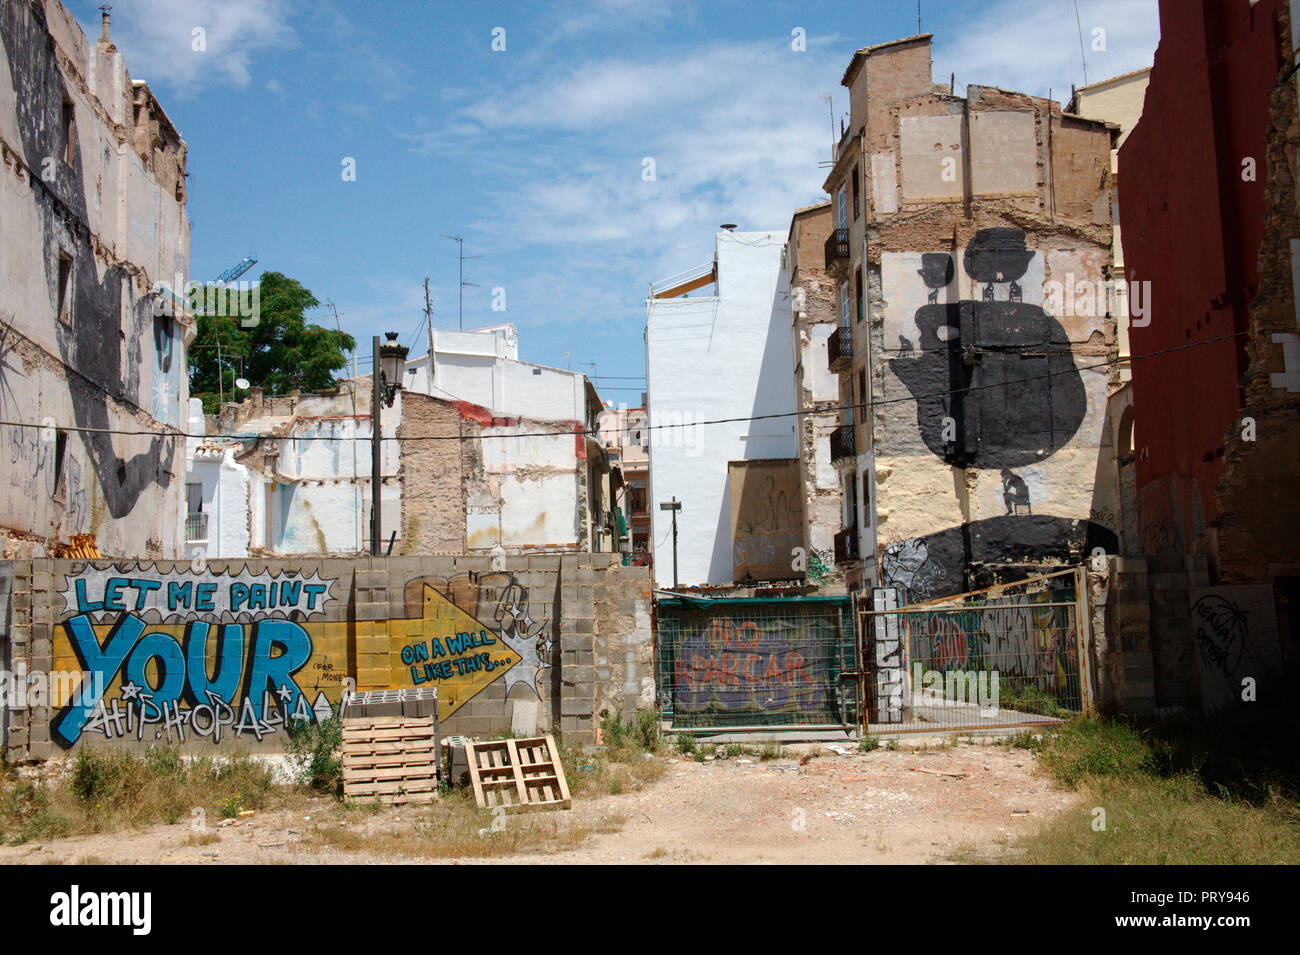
top-left (0, 332), bottom-right (1246, 443)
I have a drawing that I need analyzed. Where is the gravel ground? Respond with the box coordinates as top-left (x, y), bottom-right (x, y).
top-left (0, 740), bottom-right (1076, 865)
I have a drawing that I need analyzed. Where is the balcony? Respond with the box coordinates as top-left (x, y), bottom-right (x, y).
top-left (823, 228), bottom-right (849, 272)
top-left (830, 425), bottom-right (856, 464)
top-left (185, 512), bottom-right (209, 542)
top-left (827, 326), bottom-right (853, 373)
top-left (834, 527), bottom-right (858, 563)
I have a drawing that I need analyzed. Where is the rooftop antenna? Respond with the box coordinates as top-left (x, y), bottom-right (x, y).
top-left (440, 234), bottom-right (482, 331)
top-left (820, 92), bottom-right (834, 153)
top-left (1073, 0), bottom-right (1089, 86)
top-left (917, 0), bottom-right (922, 33)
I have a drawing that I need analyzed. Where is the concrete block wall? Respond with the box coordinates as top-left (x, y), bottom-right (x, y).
top-left (592, 560), bottom-right (655, 724)
top-left (1091, 557), bottom-right (1155, 716)
top-left (0, 553), bottom-right (652, 762)
top-left (1090, 554), bottom-right (1212, 717)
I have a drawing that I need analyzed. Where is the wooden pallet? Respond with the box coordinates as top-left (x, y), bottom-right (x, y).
top-left (465, 735), bottom-right (571, 814)
top-left (342, 715), bottom-right (440, 805)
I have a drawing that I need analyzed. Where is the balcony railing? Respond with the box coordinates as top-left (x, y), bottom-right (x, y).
top-left (185, 512), bottom-right (208, 542)
top-left (834, 527), bottom-right (858, 563)
top-left (827, 326), bottom-right (853, 373)
top-left (830, 424), bottom-right (856, 463)
top-left (824, 228), bottom-right (849, 270)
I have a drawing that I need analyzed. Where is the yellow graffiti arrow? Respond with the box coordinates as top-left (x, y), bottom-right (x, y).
top-left (361, 584), bottom-right (522, 719)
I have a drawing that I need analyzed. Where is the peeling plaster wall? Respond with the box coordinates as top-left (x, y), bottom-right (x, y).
top-left (827, 34), bottom-right (1119, 599)
top-left (786, 203), bottom-right (842, 575)
top-left (0, 0), bottom-right (191, 559)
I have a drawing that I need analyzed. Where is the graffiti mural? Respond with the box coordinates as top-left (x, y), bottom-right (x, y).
top-left (658, 601), bottom-right (853, 727)
top-left (901, 587), bottom-right (1082, 705)
top-left (51, 568), bottom-right (345, 748)
top-left (875, 229), bottom-right (1118, 601)
top-left (49, 566), bottom-right (559, 748)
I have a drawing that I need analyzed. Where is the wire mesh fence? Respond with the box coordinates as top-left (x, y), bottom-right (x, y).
top-left (864, 571), bottom-right (1086, 734)
top-left (655, 598), bottom-right (858, 731)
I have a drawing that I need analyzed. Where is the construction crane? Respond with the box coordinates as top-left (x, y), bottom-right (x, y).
top-left (208, 255), bottom-right (257, 407)
top-left (214, 255), bottom-right (257, 285)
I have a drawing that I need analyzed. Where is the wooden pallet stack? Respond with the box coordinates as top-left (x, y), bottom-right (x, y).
top-left (342, 716), bottom-right (440, 805)
top-left (466, 735), bottom-right (571, 813)
top-left (341, 688), bottom-right (440, 806)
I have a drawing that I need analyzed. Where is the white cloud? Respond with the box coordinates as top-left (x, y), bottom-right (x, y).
top-left (938, 0), bottom-right (1159, 99)
top-left (100, 0), bottom-right (295, 95)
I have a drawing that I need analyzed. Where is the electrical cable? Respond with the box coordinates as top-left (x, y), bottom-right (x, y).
top-left (0, 331), bottom-right (1246, 443)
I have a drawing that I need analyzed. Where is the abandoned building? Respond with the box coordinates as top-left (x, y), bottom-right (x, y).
top-left (821, 33), bottom-right (1122, 602)
top-left (1107, 0), bottom-right (1299, 712)
top-left (182, 375), bottom-right (624, 559)
top-left (0, 1), bottom-right (191, 559)
top-left (785, 201), bottom-right (845, 584)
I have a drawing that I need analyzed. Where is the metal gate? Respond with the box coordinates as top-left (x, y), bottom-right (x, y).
top-left (862, 568), bottom-right (1089, 734)
top-left (655, 595), bottom-right (858, 731)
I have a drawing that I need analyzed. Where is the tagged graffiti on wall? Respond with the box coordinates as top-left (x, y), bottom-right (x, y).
top-left (51, 566), bottom-right (557, 747)
top-left (901, 590), bottom-right (1081, 702)
top-left (728, 459), bottom-right (805, 582)
top-left (662, 606), bottom-right (849, 726)
top-left (1188, 585), bottom-right (1283, 711)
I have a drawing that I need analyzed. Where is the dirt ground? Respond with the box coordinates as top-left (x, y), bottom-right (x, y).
top-left (0, 741), bottom-right (1077, 865)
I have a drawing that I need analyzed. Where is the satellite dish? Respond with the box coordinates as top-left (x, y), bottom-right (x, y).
top-left (235, 378), bottom-right (250, 390)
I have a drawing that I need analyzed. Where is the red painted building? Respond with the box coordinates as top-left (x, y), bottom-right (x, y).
top-left (1120, 0), bottom-right (1290, 565)
top-left (1120, 0), bottom-right (1300, 686)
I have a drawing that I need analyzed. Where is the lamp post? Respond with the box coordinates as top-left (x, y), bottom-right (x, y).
top-left (371, 331), bottom-right (408, 555)
top-left (658, 496), bottom-right (681, 589)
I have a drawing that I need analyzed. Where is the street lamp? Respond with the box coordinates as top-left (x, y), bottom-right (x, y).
top-left (371, 331), bottom-right (409, 555)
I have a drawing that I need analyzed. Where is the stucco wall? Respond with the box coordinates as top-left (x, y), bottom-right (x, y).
top-left (646, 231), bottom-right (798, 585)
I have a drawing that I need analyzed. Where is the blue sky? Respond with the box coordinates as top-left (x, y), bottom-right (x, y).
top-left (68, 0), bottom-right (1159, 404)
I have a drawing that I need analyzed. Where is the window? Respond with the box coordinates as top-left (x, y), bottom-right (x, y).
top-left (851, 164), bottom-right (860, 220)
top-left (836, 187), bottom-right (847, 229)
top-left (185, 483), bottom-right (207, 542)
top-left (56, 252), bottom-right (73, 325)
top-left (840, 283), bottom-right (851, 328)
top-left (61, 97), bottom-right (76, 166)
top-left (857, 369), bottom-right (867, 424)
top-left (52, 430), bottom-right (67, 500)
top-left (854, 266), bottom-right (864, 322)
top-left (858, 471), bottom-right (866, 532)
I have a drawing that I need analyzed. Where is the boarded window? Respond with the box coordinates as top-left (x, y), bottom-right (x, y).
top-left (728, 458), bottom-right (805, 582)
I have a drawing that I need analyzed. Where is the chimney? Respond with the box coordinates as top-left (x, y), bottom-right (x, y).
top-left (100, 5), bottom-right (112, 42)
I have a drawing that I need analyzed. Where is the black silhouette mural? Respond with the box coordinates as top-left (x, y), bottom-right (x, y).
top-left (1, 4), bottom-right (177, 530)
top-left (890, 229), bottom-right (1087, 470)
top-left (879, 229), bottom-right (1116, 598)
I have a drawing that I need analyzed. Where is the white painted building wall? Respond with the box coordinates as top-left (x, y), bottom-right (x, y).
top-left (645, 231), bottom-right (798, 585)
top-left (187, 385), bottom-right (403, 557)
top-left (404, 323), bottom-right (589, 422)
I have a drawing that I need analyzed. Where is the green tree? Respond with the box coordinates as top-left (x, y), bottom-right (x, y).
top-left (187, 272), bottom-right (355, 413)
